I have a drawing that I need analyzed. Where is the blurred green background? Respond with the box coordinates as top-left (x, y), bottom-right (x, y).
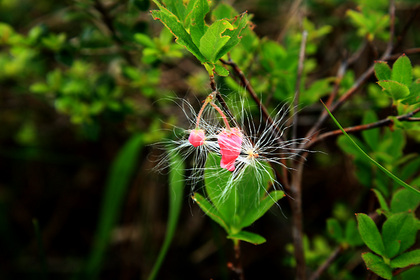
top-left (1, 0), bottom-right (419, 279)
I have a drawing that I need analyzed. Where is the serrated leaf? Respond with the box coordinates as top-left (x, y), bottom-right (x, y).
top-left (161, 0), bottom-right (186, 21)
top-left (192, 192), bottom-right (229, 232)
top-left (215, 12), bottom-right (248, 61)
top-left (382, 212), bottom-right (417, 258)
top-left (327, 218), bottom-right (343, 242)
top-left (374, 61), bottom-right (391, 81)
top-left (151, 4), bottom-right (206, 62)
top-left (391, 249), bottom-right (420, 269)
top-left (362, 252), bottom-right (392, 280)
top-left (377, 80), bottom-right (410, 100)
top-left (228, 230), bottom-right (266, 245)
top-left (392, 54), bottom-right (412, 87)
top-left (356, 213), bottom-right (385, 256)
top-left (199, 19), bottom-right (233, 63)
top-left (187, 0), bottom-right (209, 47)
top-left (391, 188), bottom-right (420, 213)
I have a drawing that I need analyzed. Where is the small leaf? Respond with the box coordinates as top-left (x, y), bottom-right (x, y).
top-left (356, 213), bottom-right (385, 256)
top-left (374, 61), bottom-right (391, 81)
top-left (228, 231), bottom-right (266, 245)
top-left (391, 249), bottom-right (420, 269)
top-left (199, 19), bottom-right (233, 63)
top-left (382, 212), bottom-right (417, 258)
top-left (134, 33), bottom-right (155, 48)
top-left (372, 189), bottom-right (390, 213)
top-left (391, 188), bottom-right (420, 213)
top-left (214, 64), bottom-right (229, 76)
top-left (327, 218), bottom-right (343, 242)
top-left (362, 252), bottom-right (392, 280)
top-left (392, 54), bottom-right (412, 87)
top-left (377, 80), bottom-right (410, 100)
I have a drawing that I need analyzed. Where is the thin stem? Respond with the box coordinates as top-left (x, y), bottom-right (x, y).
top-left (308, 107), bottom-right (420, 148)
top-left (292, 30), bottom-right (308, 147)
top-left (309, 246), bottom-right (344, 280)
top-left (195, 93), bottom-right (214, 128)
top-left (210, 102), bottom-right (231, 130)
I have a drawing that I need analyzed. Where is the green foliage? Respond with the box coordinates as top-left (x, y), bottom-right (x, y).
top-left (150, 0), bottom-right (248, 76)
top-left (193, 153), bottom-right (284, 244)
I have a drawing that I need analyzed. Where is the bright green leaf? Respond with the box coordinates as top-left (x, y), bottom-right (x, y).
top-left (214, 63), bottom-right (229, 76)
top-left (391, 188), bottom-right (420, 213)
top-left (372, 189), bottom-right (390, 213)
top-left (377, 80), bottom-right (410, 100)
top-left (151, 3), bottom-right (206, 62)
top-left (228, 231), bottom-right (266, 245)
top-left (382, 212), bottom-right (417, 258)
top-left (392, 54), bottom-right (413, 87)
top-left (374, 61), bottom-right (391, 81)
top-left (362, 252), bottom-right (392, 280)
top-left (215, 12), bottom-right (248, 61)
top-left (188, 0), bottom-right (210, 47)
top-left (199, 19), bottom-right (233, 63)
top-left (391, 249), bottom-right (420, 269)
top-left (356, 213), bottom-right (385, 256)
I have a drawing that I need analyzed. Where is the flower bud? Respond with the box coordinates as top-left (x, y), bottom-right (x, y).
top-left (218, 128), bottom-right (242, 171)
top-left (188, 129), bottom-right (205, 147)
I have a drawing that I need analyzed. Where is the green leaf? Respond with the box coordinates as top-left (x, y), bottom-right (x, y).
top-left (382, 212), bottom-right (417, 258)
top-left (214, 63), bottom-right (229, 76)
top-left (134, 33), bottom-right (155, 48)
top-left (161, 0), bottom-right (186, 20)
top-left (212, 3), bottom-right (238, 20)
top-left (327, 218), bottom-right (343, 242)
top-left (402, 80), bottom-right (420, 105)
top-left (215, 12), bottom-right (248, 61)
top-left (151, 3), bottom-right (206, 62)
top-left (199, 19), bottom-right (233, 63)
top-left (192, 192), bottom-right (229, 232)
top-left (356, 213), bottom-right (385, 256)
top-left (372, 189), bottom-right (390, 213)
top-left (391, 188), bottom-right (420, 213)
top-left (147, 147), bottom-right (185, 280)
top-left (188, 0), bottom-right (209, 47)
top-left (85, 134), bottom-right (144, 278)
top-left (377, 80), bottom-right (410, 100)
top-left (228, 231), bottom-right (266, 245)
top-left (362, 252), bottom-right (392, 280)
top-left (391, 249), bottom-right (420, 269)
top-left (375, 61), bottom-right (391, 81)
top-left (392, 54), bottom-right (412, 87)
top-left (322, 102), bottom-right (420, 196)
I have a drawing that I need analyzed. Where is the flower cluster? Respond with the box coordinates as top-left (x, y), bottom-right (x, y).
top-left (157, 92), bottom-right (310, 198)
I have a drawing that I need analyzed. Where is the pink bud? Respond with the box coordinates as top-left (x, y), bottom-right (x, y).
top-left (188, 129), bottom-right (205, 147)
top-left (218, 128), bottom-right (242, 171)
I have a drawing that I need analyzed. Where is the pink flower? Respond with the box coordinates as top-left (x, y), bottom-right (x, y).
top-left (218, 128), bottom-right (243, 171)
top-left (188, 129), bottom-right (205, 147)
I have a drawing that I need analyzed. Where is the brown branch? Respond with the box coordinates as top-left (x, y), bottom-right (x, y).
top-left (309, 245), bottom-right (345, 280)
top-left (308, 108), bottom-right (420, 148)
top-left (303, 0), bottom-right (396, 145)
